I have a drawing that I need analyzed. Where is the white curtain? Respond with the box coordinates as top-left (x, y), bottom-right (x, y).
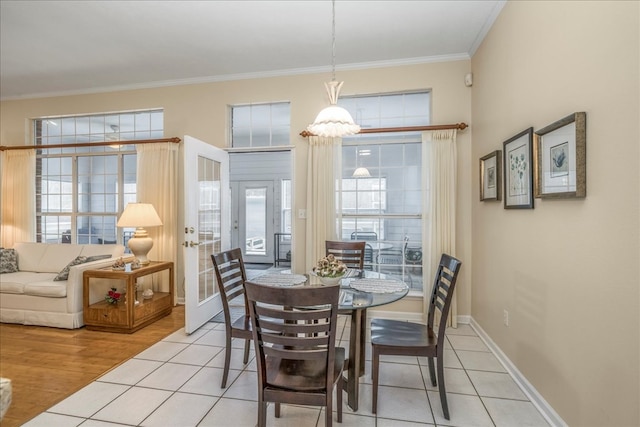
top-left (305, 136), bottom-right (341, 272)
top-left (1, 149), bottom-right (36, 247)
top-left (136, 142), bottom-right (179, 291)
top-left (423, 129), bottom-right (457, 327)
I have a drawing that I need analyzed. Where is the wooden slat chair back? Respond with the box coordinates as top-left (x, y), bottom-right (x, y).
top-left (370, 253), bottom-right (462, 420)
top-left (325, 240), bottom-right (365, 270)
top-left (211, 248), bottom-right (253, 388)
top-left (245, 281), bottom-right (345, 427)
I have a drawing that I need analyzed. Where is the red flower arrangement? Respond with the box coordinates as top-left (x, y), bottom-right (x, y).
top-left (105, 287), bottom-right (122, 305)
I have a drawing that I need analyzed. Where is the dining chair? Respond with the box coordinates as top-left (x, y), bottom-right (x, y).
top-left (210, 248), bottom-right (253, 388)
top-left (325, 240), bottom-right (365, 270)
top-left (370, 253), bottom-right (462, 420)
top-left (244, 281), bottom-right (345, 427)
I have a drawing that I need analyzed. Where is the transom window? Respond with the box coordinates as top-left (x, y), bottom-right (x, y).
top-left (230, 102), bottom-right (291, 148)
top-left (34, 110), bottom-right (163, 244)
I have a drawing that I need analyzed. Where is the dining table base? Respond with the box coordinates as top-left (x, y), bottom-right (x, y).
top-left (343, 307), bottom-right (367, 411)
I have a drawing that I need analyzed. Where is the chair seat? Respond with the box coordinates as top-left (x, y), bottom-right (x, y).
top-left (371, 318), bottom-right (436, 348)
top-left (231, 314), bottom-right (253, 339)
top-left (266, 347), bottom-right (346, 391)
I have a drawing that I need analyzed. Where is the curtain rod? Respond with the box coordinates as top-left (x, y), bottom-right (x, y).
top-left (299, 123), bottom-right (467, 138)
top-left (0, 137), bottom-right (182, 151)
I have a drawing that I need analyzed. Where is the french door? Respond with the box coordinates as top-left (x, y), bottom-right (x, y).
top-left (232, 181), bottom-right (274, 264)
top-left (183, 135), bottom-right (230, 334)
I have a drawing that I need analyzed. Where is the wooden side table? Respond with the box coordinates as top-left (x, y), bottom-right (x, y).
top-left (83, 261), bottom-right (174, 333)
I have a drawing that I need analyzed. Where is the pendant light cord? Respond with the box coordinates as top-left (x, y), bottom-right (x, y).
top-left (331, 0), bottom-right (336, 81)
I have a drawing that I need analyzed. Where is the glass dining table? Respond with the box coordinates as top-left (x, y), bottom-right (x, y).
top-left (252, 269), bottom-right (409, 411)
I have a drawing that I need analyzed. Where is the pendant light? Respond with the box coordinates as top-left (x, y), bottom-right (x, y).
top-left (352, 148), bottom-right (371, 177)
top-left (307, 0), bottom-right (360, 138)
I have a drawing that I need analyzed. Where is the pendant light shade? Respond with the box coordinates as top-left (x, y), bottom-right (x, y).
top-left (307, 0), bottom-right (360, 138)
top-left (352, 167), bottom-right (371, 178)
top-left (308, 81), bottom-right (360, 138)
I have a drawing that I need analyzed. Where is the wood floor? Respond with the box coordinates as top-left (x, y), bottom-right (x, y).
top-left (0, 305), bottom-right (185, 427)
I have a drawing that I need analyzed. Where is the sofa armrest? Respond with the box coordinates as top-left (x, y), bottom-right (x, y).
top-left (65, 255), bottom-right (135, 312)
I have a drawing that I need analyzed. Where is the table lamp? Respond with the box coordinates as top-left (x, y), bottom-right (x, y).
top-left (117, 203), bottom-right (162, 265)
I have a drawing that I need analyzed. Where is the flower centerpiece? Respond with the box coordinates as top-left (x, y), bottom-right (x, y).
top-left (105, 287), bottom-right (122, 305)
top-left (312, 254), bottom-right (347, 285)
top-left (111, 257), bottom-right (126, 271)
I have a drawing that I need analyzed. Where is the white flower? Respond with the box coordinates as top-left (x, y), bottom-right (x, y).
top-left (312, 254), bottom-right (347, 277)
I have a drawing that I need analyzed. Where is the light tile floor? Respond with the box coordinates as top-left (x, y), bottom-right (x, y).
top-left (24, 318), bottom-right (551, 427)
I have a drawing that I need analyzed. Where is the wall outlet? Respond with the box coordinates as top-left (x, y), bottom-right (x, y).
top-left (297, 209), bottom-right (306, 219)
top-left (503, 309), bottom-right (509, 326)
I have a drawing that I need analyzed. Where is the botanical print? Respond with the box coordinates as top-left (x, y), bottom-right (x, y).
top-left (550, 141), bottom-right (569, 178)
top-left (508, 144), bottom-right (528, 196)
top-left (487, 166), bottom-right (496, 189)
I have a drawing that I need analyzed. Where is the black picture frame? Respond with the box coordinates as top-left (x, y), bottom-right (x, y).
top-left (503, 128), bottom-right (534, 209)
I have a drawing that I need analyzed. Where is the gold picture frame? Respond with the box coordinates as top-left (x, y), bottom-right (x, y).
top-left (480, 150), bottom-right (501, 201)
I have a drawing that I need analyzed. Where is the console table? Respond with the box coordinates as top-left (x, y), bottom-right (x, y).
top-left (83, 261), bottom-right (174, 333)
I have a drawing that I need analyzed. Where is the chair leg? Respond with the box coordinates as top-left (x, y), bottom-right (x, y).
top-left (427, 356), bottom-right (437, 386)
top-left (326, 391), bottom-right (333, 427)
top-left (242, 338), bottom-right (250, 364)
top-left (275, 402), bottom-right (281, 418)
top-left (336, 376), bottom-right (343, 423)
top-left (221, 333), bottom-right (232, 388)
top-left (257, 399), bottom-right (267, 427)
top-left (371, 345), bottom-right (379, 414)
top-left (437, 358), bottom-right (450, 420)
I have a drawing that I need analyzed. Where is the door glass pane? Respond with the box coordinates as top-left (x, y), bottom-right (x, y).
top-left (245, 187), bottom-right (267, 256)
top-left (198, 156), bottom-right (221, 303)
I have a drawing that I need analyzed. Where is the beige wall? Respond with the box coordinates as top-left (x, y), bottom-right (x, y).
top-left (471, 1), bottom-right (639, 426)
top-left (0, 60), bottom-right (473, 316)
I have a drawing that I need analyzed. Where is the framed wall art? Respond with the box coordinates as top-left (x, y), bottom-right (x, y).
top-left (480, 150), bottom-right (501, 201)
top-left (503, 127), bottom-right (534, 209)
top-left (534, 112), bottom-right (586, 198)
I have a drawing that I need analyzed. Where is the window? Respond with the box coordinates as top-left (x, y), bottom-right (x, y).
top-left (230, 102), bottom-right (291, 148)
top-left (338, 92), bottom-right (429, 291)
top-left (34, 110), bottom-right (163, 244)
top-left (282, 179), bottom-right (292, 234)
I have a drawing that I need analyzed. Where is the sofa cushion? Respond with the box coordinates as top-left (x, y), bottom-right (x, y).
top-left (39, 244), bottom-right (85, 273)
top-left (53, 254), bottom-right (112, 281)
top-left (0, 271), bottom-right (58, 294)
top-left (0, 249), bottom-right (18, 273)
top-left (24, 280), bottom-right (67, 298)
top-left (12, 243), bottom-right (49, 272)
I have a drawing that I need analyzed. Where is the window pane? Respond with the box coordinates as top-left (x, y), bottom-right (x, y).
top-left (245, 187), bottom-right (267, 256)
top-left (231, 102), bottom-right (290, 148)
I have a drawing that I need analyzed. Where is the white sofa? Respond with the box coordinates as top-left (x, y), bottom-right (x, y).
top-left (0, 242), bottom-right (128, 329)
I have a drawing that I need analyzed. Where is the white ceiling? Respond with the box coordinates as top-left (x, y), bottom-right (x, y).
top-left (0, 0), bottom-right (505, 101)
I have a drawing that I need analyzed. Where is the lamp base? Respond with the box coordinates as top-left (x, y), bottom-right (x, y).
top-left (128, 230), bottom-right (153, 265)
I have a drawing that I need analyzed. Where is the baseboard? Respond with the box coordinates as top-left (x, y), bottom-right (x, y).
top-left (457, 314), bottom-right (471, 324)
top-left (470, 317), bottom-right (567, 427)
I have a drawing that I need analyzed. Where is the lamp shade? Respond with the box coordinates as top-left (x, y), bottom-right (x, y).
top-left (307, 81), bottom-right (360, 138)
top-left (307, 105), bottom-right (361, 138)
top-left (352, 167), bottom-right (371, 178)
top-left (117, 203), bottom-right (162, 264)
top-left (117, 203), bottom-right (162, 228)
